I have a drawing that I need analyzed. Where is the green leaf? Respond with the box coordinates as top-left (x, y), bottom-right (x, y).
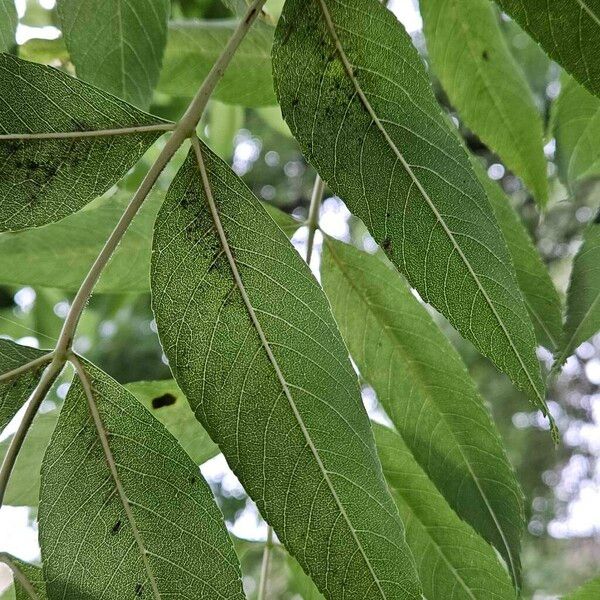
top-left (0, 54), bottom-right (170, 232)
top-left (158, 20), bottom-right (276, 107)
top-left (0, 554), bottom-right (46, 600)
top-left (0, 0), bottom-right (17, 53)
top-left (473, 159), bottom-right (562, 349)
top-left (555, 214), bottom-right (600, 368)
top-left (564, 576), bottom-right (600, 599)
top-left (208, 100), bottom-right (244, 160)
top-left (1, 339), bottom-right (48, 433)
top-left (321, 238), bottom-right (524, 586)
top-left (420, 0), bottom-right (548, 204)
top-left (125, 379), bottom-right (219, 465)
top-left (39, 359), bottom-right (244, 599)
top-left (374, 424), bottom-right (516, 600)
top-left (493, 0), bottom-right (600, 100)
top-left (0, 191), bottom-right (162, 293)
top-left (273, 0), bottom-right (550, 426)
top-left (0, 408), bottom-right (57, 506)
top-left (151, 142), bottom-right (422, 599)
top-left (57, 0), bottom-right (170, 109)
top-left (552, 75), bottom-right (600, 189)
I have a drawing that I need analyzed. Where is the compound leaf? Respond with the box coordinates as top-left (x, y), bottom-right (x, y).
top-left (151, 141), bottom-right (422, 599)
top-left (39, 359), bottom-right (244, 599)
top-left (0, 54), bottom-right (169, 232)
top-left (158, 20), bottom-right (275, 106)
top-left (555, 214), bottom-right (600, 368)
top-left (0, 339), bottom-right (48, 433)
top-left (492, 0), bottom-right (600, 100)
top-left (374, 424), bottom-right (516, 600)
top-left (321, 238), bottom-right (524, 586)
top-left (421, 0), bottom-right (548, 204)
top-left (57, 0), bottom-right (170, 109)
top-left (272, 0), bottom-right (549, 426)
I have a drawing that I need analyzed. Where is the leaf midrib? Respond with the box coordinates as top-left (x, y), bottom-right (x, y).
top-left (191, 138), bottom-right (392, 600)
top-left (315, 0), bottom-right (545, 415)
top-left (326, 239), bottom-right (520, 584)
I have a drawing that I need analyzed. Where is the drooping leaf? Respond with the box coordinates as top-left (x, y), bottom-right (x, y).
top-left (492, 0), bottom-right (600, 100)
top-left (473, 159), bottom-right (562, 349)
top-left (158, 20), bottom-right (276, 106)
top-left (0, 339), bottom-right (48, 433)
top-left (57, 0), bottom-right (170, 109)
top-left (0, 54), bottom-right (170, 232)
top-left (564, 576), bottom-right (600, 599)
top-left (0, 554), bottom-right (46, 600)
top-left (125, 379), bottom-right (219, 465)
top-left (555, 215), bottom-right (600, 368)
top-left (0, 408), bottom-right (57, 506)
top-left (39, 359), bottom-right (244, 599)
top-left (0, 0), bottom-right (17, 53)
top-left (321, 238), bottom-right (524, 585)
top-left (374, 424), bottom-right (516, 600)
top-left (552, 75), bottom-right (600, 190)
top-left (151, 142), bottom-right (422, 599)
top-left (420, 0), bottom-right (548, 204)
top-left (0, 191), bottom-right (162, 293)
top-left (273, 0), bottom-right (549, 425)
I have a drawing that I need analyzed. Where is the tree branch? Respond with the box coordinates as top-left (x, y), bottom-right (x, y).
top-left (306, 174), bottom-right (325, 264)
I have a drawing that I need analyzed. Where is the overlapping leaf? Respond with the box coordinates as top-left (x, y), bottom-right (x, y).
top-left (0, 55), bottom-right (169, 232)
top-left (0, 554), bottom-right (46, 600)
top-left (0, 339), bottom-right (48, 433)
top-left (158, 20), bottom-right (275, 106)
top-left (375, 424), bottom-right (516, 600)
top-left (564, 576), bottom-right (600, 599)
top-left (321, 238), bottom-right (524, 585)
top-left (0, 0), bottom-right (17, 52)
top-left (421, 0), bottom-right (547, 204)
top-left (493, 0), bottom-right (600, 99)
top-left (151, 142), bottom-right (422, 599)
top-left (57, 0), bottom-right (170, 109)
top-left (555, 214), bottom-right (600, 368)
top-left (552, 76), bottom-right (600, 189)
top-left (39, 360), bottom-right (244, 599)
top-left (273, 0), bottom-right (549, 423)
top-left (474, 160), bottom-right (562, 349)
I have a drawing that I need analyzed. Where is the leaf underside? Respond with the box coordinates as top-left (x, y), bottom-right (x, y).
top-left (0, 54), bottom-right (168, 232)
top-left (375, 424), bottom-right (516, 600)
top-left (0, 554), bottom-right (47, 600)
top-left (272, 0), bottom-right (548, 423)
top-left (39, 360), bottom-right (244, 600)
top-left (57, 0), bottom-right (170, 109)
top-left (321, 238), bottom-right (524, 586)
top-left (151, 143), bottom-right (422, 600)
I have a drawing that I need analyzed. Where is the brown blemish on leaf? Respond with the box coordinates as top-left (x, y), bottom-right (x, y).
top-left (151, 393), bottom-right (176, 409)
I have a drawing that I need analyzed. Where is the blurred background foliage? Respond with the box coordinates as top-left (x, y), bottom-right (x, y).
top-left (0, 0), bottom-right (599, 598)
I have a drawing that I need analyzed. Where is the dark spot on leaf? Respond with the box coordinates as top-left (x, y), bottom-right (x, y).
top-left (111, 520), bottom-right (122, 534)
top-left (189, 475), bottom-right (197, 485)
top-left (594, 210), bottom-right (600, 224)
top-left (482, 50), bottom-right (489, 61)
top-left (292, 97), bottom-right (300, 108)
top-left (382, 237), bottom-right (392, 256)
top-left (135, 583), bottom-right (144, 596)
top-left (151, 393), bottom-right (176, 409)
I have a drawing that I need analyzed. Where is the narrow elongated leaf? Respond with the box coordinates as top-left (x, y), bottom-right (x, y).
top-left (57, 0), bottom-right (169, 109)
top-left (273, 0), bottom-right (549, 424)
top-left (564, 577), bottom-right (600, 599)
top-left (151, 143), bottom-right (422, 599)
top-left (374, 424), bottom-right (516, 600)
top-left (474, 160), bottom-right (562, 349)
top-left (321, 238), bottom-right (524, 585)
top-left (555, 215), bottom-right (600, 368)
top-left (0, 340), bottom-right (48, 433)
top-left (0, 0), bottom-right (17, 52)
top-left (39, 360), bottom-right (244, 599)
top-left (158, 20), bottom-right (275, 106)
top-left (421, 0), bottom-right (548, 204)
top-left (0, 554), bottom-right (46, 600)
top-left (0, 54), bottom-right (170, 232)
top-left (493, 0), bottom-right (600, 99)
top-left (126, 380), bottom-right (219, 465)
top-left (552, 76), bottom-right (600, 189)
top-left (0, 191), bottom-right (162, 293)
